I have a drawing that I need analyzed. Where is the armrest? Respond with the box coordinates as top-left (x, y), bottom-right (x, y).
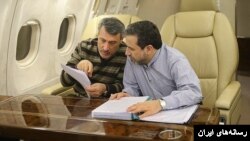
top-left (215, 81), bottom-right (241, 110)
top-left (42, 83), bottom-right (73, 95)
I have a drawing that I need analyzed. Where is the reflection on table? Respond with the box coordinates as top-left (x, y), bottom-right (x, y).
top-left (0, 94), bottom-right (219, 141)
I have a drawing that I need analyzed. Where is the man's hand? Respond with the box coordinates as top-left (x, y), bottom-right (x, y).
top-left (109, 92), bottom-right (129, 100)
top-left (76, 60), bottom-right (93, 77)
top-left (127, 100), bottom-right (162, 118)
top-left (85, 83), bottom-right (106, 97)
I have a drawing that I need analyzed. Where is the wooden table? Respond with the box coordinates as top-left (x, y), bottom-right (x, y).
top-left (0, 94), bottom-right (219, 141)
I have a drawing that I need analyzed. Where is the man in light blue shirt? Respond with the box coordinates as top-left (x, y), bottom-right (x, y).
top-left (110, 21), bottom-right (202, 118)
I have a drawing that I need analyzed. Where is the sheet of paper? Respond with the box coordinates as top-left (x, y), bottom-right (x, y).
top-left (141, 104), bottom-right (198, 124)
top-left (61, 64), bottom-right (91, 98)
top-left (92, 96), bottom-right (149, 120)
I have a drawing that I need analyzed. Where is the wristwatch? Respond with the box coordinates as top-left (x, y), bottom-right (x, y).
top-left (159, 99), bottom-right (166, 110)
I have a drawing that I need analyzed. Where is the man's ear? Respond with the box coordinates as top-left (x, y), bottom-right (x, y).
top-left (145, 45), bottom-right (154, 54)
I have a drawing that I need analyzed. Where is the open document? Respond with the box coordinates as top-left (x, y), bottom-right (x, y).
top-left (92, 96), bottom-right (198, 124)
top-left (141, 104), bottom-right (198, 124)
top-left (61, 64), bottom-right (91, 98)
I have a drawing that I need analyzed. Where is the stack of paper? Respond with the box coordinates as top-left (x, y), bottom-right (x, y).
top-left (92, 96), bottom-right (198, 124)
top-left (141, 105), bottom-right (198, 124)
top-left (92, 96), bottom-right (150, 120)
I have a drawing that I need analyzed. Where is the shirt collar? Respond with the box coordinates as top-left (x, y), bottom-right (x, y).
top-left (145, 46), bottom-right (161, 67)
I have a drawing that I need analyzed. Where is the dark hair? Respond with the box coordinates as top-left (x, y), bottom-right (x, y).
top-left (125, 21), bottom-right (162, 49)
top-left (98, 17), bottom-right (125, 38)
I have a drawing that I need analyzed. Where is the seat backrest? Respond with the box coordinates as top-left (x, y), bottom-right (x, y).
top-left (81, 14), bottom-right (141, 40)
top-left (179, 0), bottom-right (219, 12)
top-left (160, 1), bottom-right (239, 108)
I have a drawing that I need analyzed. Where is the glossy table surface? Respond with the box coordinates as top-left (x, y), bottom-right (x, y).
top-left (0, 94), bottom-right (219, 141)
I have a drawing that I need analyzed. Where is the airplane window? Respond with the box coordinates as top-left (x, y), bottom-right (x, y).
top-left (16, 21), bottom-right (40, 66)
top-left (58, 18), bottom-right (69, 49)
top-left (16, 26), bottom-right (31, 61)
top-left (58, 15), bottom-right (75, 52)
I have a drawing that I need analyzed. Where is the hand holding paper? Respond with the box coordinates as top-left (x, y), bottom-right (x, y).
top-left (61, 64), bottom-right (91, 98)
top-left (76, 60), bottom-right (93, 77)
top-left (85, 83), bottom-right (107, 97)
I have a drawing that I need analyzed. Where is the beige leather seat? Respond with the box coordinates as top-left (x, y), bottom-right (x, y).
top-left (160, 0), bottom-right (241, 124)
top-left (81, 14), bottom-right (141, 40)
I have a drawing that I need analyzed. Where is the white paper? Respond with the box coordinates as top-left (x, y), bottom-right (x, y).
top-left (61, 64), bottom-right (91, 98)
top-left (92, 96), bottom-right (149, 120)
top-left (141, 105), bottom-right (198, 124)
top-left (92, 96), bottom-right (198, 124)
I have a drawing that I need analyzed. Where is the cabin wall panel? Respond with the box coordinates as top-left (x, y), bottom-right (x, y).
top-left (236, 0), bottom-right (250, 37)
top-left (137, 0), bottom-right (180, 28)
top-left (0, 0), bottom-right (18, 95)
top-left (7, 0), bottom-right (93, 96)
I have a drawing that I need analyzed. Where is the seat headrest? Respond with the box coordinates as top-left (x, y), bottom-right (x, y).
top-left (180, 0), bottom-right (219, 12)
top-left (175, 11), bottom-right (216, 37)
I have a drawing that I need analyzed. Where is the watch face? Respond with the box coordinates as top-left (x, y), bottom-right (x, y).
top-left (160, 99), bottom-right (166, 109)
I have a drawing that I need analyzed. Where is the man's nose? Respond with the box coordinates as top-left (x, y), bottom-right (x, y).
top-left (103, 42), bottom-right (110, 51)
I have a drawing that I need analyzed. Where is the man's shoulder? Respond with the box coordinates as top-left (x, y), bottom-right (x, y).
top-left (80, 38), bottom-right (98, 49)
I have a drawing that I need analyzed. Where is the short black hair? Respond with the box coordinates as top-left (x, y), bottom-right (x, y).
top-left (98, 17), bottom-right (125, 38)
top-left (125, 21), bottom-right (162, 49)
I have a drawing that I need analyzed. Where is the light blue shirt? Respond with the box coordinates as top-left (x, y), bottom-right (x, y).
top-left (123, 44), bottom-right (202, 110)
